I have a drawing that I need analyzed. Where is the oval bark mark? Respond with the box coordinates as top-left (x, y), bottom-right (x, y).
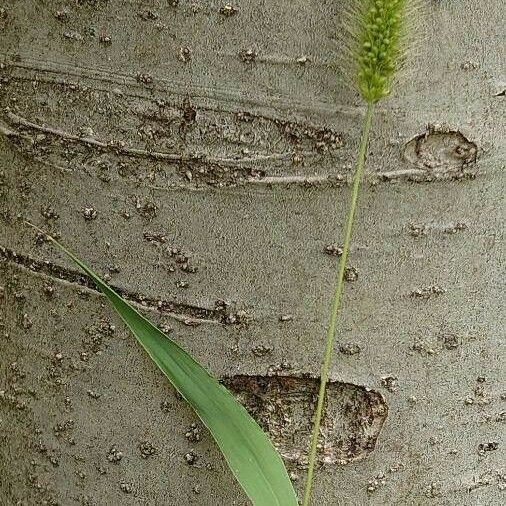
top-left (222, 375), bottom-right (388, 466)
top-left (404, 126), bottom-right (477, 173)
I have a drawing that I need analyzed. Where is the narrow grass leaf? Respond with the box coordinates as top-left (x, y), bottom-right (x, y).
top-left (40, 231), bottom-right (298, 506)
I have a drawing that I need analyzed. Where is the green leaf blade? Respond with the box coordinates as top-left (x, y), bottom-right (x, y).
top-left (50, 239), bottom-right (298, 506)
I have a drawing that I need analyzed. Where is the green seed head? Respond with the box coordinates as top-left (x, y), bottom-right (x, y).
top-left (344, 0), bottom-right (416, 103)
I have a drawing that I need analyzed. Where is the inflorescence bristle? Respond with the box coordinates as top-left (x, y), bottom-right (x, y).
top-left (356, 0), bottom-right (409, 103)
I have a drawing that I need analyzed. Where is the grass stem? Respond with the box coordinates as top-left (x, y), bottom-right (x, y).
top-left (302, 101), bottom-right (375, 506)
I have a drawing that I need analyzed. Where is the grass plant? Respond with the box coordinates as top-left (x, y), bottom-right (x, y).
top-left (25, 2), bottom-right (418, 504)
top-left (303, 2), bottom-right (418, 504)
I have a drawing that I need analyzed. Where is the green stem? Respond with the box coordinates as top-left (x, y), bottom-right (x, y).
top-left (302, 101), bottom-right (375, 506)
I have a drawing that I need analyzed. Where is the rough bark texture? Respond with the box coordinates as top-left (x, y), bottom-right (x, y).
top-left (1, 1), bottom-right (504, 505)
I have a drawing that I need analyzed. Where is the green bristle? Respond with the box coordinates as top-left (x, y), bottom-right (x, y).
top-left (355, 0), bottom-right (409, 102)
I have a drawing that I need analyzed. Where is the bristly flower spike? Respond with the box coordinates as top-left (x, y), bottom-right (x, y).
top-left (303, 2), bottom-right (419, 505)
top-left (345, 0), bottom-right (418, 103)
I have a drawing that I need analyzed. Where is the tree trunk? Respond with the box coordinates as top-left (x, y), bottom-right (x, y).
top-left (1, 1), bottom-right (504, 505)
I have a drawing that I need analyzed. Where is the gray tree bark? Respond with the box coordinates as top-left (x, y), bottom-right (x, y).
top-left (1, 1), bottom-right (504, 505)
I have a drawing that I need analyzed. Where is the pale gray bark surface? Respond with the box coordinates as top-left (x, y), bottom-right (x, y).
top-left (0, 1), bottom-right (504, 505)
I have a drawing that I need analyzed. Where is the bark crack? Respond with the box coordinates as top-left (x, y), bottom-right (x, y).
top-left (1, 246), bottom-right (239, 326)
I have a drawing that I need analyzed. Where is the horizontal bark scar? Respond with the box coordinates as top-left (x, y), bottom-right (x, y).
top-left (1, 246), bottom-right (245, 326)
